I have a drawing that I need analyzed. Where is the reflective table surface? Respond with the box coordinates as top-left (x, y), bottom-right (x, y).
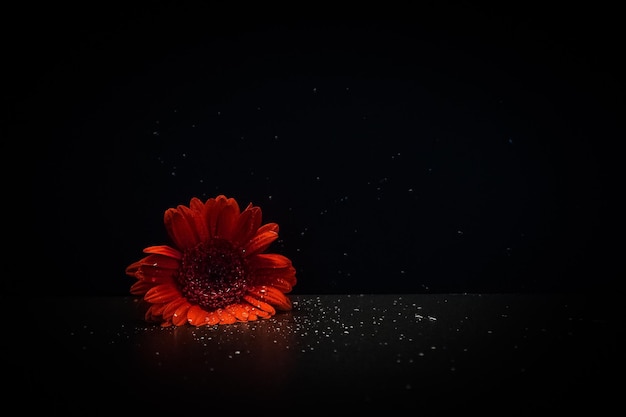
top-left (6, 294), bottom-right (621, 414)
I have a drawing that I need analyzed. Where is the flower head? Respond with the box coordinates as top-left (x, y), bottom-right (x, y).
top-left (125, 195), bottom-right (297, 326)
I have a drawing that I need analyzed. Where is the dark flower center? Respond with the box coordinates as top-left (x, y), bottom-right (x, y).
top-left (177, 239), bottom-right (248, 311)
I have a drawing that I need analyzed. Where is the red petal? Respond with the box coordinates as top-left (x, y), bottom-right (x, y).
top-left (164, 205), bottom-right (202, 250)
top-left (125, 254), bottom-right (179, 284)
top-left (144, 284), bottom-right (181, 304)
top-left (244, 310), bottom-right (258, 321)
top-left (143, 245), bottom-right (183, 260)
top-left (186, 305), bottom-right (207, 326)
top-left (130, 280), bottom-right (152, 295)
top-left (226, 304), bottom-right (250, 321)
top-left (250, 267), bottom-right (297, 291)
top-left (247, 286), bottom-right (292, 310)
top-left (134, 254), bottom-right (181, 269)
top-left (243, 230), bottom-right (279, 256)
top-left (150, 302), bottom-right (168, 317)
top-left (189, 197), bottom-right (210, 242)
top-left (231, 205), bottom-right (262, 248)
top-left (257, 223), bottom-right (279, 234)
top-left (205, 196), bottom-right (229, 239)
top-left (243, 295), bottom-right (277, 315)
top-left (248, 253), bottom-right (293, 269)
top-left (248, 306), bottom-right (272, 319)
top-left (134, 267), bottom-right (177, 283)
top-left (202, 197), bottom-right (217, 239)
top-left (145, 305), bottom-right (160, 322)
top-left (162, 298), bottom-right (188, 318)
top-left (205, 311), bottom-right (221, 325)
top-left (172, 303), bottom-right (191, 326)
top-left (215, 198), bottom-right (240, 240)
top-left (145, 303), bottom-right (168, 322)
top-left (216, 308), bottom-right (237, 324)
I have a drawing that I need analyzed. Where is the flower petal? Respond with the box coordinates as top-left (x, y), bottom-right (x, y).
top-left (150, 302), bottom-right (168, 317)
top-left (243, 230), bottom-right (279, 256)
top-left (130, 254), bottom-right (181, 270)
top-left (143, 245), bottom-right (183, 260)
top-left (186, 305), bottom-right (207, 326)
top-left (231, 205), bottom-right (262, 248)
top-left (243, 295), bottom-right (277, 315)
top-left (172, 303), bottom-right (191, 326)
top-left (202, 197), bottom-right (217, 239)
top-left (125, 254), bottom-right (179, 284)
top-left (247, 252), bottom-right (297, 289)
top-left (255, 309), bottom-right (272, 319)
top-left (132, 268), bottom-right (177, 284)
top-left (244, 304), bottom-right (272, 319)
top-left (162, 298), bottom-right (188, 319)
top-left (240, 305), bottom-right (259, 321)
top-left (215, 198), bottom-right (240, 240)
top-left (189, 197), bottom-right (210, 242)
top-left (205, 311), bottom-right (221, 326)
top-left (226, 304), bottom-right (250, 321)
top-left (248, 253), bottom-right (294, 269)
top-left (145, 307), bottom-right (159, 322)
top-left (274, 276), bottom-right (297, 292)
top-left (164, 205), bottom-right (202, 250)
top-left (130, 280), bottom-right (153, 295)
top-left (216, 308), bottom-right (237, 324)
top-left (144, 284), bottom-right (181, 304)
top-left (247, 286), bottom-right (292, 311)
top-left (250, 269), bottom-right (297, 292)
top-left (257, 223), bottom-right (279, 234)
top-left (205, 195), bottom-right (229, 239)
top-left (145, 303), bottom-right (167, 322)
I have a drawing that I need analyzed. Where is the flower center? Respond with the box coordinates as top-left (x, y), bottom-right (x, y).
top-left (177, 239), bottom-right (248, 311)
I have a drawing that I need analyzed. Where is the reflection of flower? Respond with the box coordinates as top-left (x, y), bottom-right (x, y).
top-left (126, 195), bottom-right (297, 326)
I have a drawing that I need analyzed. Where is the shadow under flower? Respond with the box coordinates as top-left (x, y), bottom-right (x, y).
top-left (129, 311), bottom-right (298, 400)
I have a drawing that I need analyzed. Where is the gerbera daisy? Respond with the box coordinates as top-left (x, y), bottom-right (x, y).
top-left (125, 195), bottom-right (297, 326)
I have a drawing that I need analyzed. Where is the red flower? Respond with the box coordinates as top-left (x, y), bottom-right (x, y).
top-left (125, 195), bottom-right (297, 326)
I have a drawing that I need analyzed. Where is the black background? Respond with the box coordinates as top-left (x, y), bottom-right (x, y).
top-left (9, 2), bottom-right (622, 296)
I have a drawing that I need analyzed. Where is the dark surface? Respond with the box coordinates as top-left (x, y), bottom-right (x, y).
top-left (7, 293), bottom-right (621, 414)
